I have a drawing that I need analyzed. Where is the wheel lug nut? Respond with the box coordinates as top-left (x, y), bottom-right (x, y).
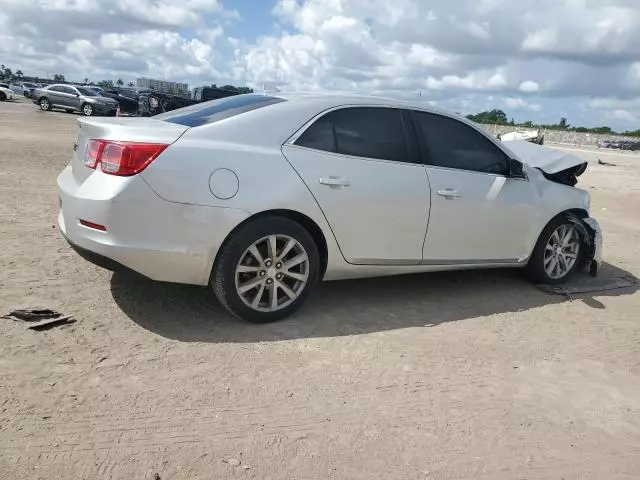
top-left (265, 260), bottom-right (272, 267)
top-left (276, 273), bottom-right (283, 280)
top-left (259, 271), bottom-right (266, 277)
top-left (266, 278), bottom-right (273, 285)
top-left (276, 263), bottom-right (282, 269)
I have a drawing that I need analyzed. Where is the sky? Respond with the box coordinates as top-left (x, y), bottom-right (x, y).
top-left (1, 0), bottom-right (639, 130)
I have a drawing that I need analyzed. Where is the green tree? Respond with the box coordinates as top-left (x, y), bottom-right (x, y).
top-left (98, 79), bottom-right (114, 88)
top-left (558, 117), bottom-right (570, 130)
top-left (84, 78), bottom-right (89, 84)
top-left (116, 78), bottom-right (124, 87)
top-left (53, 73), bottom-right (65, 82)
top-left (15, 69), bottom-right (23, 79)
top-left (466, 109), bottom-right (509, 125)
top-left (127, 81), bottom-right (135, 87)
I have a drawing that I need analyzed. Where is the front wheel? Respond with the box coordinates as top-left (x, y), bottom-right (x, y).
top-left (211, 217), bottom-right (320, 323)
top-left (526, 217), bottom-right (582, 284)
top-left (82, 103), bottom-right (94, 116)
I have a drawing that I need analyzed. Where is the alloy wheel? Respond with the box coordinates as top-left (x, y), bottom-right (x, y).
top-left (83, 104), bottom-right (93, 116)
top-left (40, 99), bottom-right (49, 110)
top-left (234, 235), bottom-right (310, 312)
top-left (544, 224), bottom-right (580, 280)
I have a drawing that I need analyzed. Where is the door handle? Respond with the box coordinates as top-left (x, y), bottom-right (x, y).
top-left (437, 189), bottom-right (461, 198)
top-left (319, 177), bottom-right (351, 188)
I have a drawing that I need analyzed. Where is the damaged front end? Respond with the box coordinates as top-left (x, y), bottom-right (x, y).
top-left (566, 212), bottom-right (603, 276)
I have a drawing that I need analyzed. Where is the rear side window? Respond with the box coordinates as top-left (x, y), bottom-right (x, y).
top-left (296, 107), bottom-right (411, 163)
top-left (155, 94), bottom-right (286, 127)
top-left (411, 111), bottom-right (509, 175)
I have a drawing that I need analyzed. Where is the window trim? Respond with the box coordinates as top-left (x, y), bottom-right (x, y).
top-left (288, 105), bottom-right (422, 166)
top-left (407, 108), bottom-right (516, 178)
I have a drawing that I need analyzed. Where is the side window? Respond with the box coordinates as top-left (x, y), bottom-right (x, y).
top-left (61, 86), bottom-right (76, 95)
top-left (295, 116), bottom-right (336, 153)
top-left (48, 86), bottom-right (62, 92)
top-left (296, 107), bottom-right (411, 163)
top-left (411, 111), bottom-right (509, 175)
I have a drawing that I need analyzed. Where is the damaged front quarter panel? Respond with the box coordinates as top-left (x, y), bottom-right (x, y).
top-left (566, 213), bottom-right (603, 276)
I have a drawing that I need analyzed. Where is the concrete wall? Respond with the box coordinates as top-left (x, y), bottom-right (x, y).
top-left (477, 124), bottom-right (636, 147)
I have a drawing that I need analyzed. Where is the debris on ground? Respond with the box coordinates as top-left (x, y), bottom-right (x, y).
top-left (598, 159), bottom-right (617, 166)
top-left (2, 309), bottom-right (76, 331)
top-left (537, 275), bottom-right (636, 297)
top-left (223, 458), bottom-right (241, 467)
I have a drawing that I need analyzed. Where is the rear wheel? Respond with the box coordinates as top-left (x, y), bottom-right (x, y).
top-left (39, 97), bottom-right (52, 111)
top-left (82, 103), bottom-right (94, 116)
top-left (0, 92), bottom-right (6, 101)
top-left (526, 216), bottom-right (582, 284)
top-left (211, 217), bottom-right (320, 323)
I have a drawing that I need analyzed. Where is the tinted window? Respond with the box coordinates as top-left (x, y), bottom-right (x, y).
top-left (156, 94), bottom-right (286, 127)
top-left (58, 86), bottom-right (76, 95)
top-left (296, 107), bottom-right (410, 163)
top-left (411, 111), bottom-right (508, 175)
top-left (47, 86), bottom-right (63, 92)
top-left (296, 116), bottom-right (336, 153)
top-left (76, 87), bottom-right (97, 96)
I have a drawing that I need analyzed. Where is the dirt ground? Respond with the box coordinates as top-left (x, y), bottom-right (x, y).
top-left (1, 98), bottom-right (639, 480)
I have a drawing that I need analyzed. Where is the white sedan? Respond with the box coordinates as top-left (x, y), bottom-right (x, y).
top-left (57, 93), bottom-right (602, 322)
top-left (0, 85), bottom-right (15, 101)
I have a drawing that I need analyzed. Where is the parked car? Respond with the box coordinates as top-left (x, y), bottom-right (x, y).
top-left (137, 91), bottom-right (200, 116)
top-left (0, 84), bottom-right (15, 101)
top-left (10, 82), bottom-right (40, 97)
top-left (57, 94), bottom-right (602, 322)
top-left (32, 84), bottom-right (119, 116)
top-left (99, 88), bottom-right (140, 115)
top-left (620, 141), bottom-right (640, 151)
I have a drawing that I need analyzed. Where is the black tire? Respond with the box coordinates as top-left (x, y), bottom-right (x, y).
top-left (0, 92), bottom-right (6, 102)
top-left (525, 216), bottom-right (583, 285)
top-left (81, 103), bottom-right (93, 116)
top-left (39, 97), bottom-right (52, 111)
top-left (211, 216), bottom-right (320, 323)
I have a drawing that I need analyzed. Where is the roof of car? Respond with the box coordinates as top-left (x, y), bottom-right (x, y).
top-left (269, 91), bottom-right (463, 120)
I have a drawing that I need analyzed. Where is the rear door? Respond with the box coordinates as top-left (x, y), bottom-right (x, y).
top-left (56, 86), bottom-right (79, 109)
top-left (45, 86), bottom-right (64, 106)
top-left (410, 110), bottom-right (536, 263)
top-left (282, 106), bottom-right (430, 265)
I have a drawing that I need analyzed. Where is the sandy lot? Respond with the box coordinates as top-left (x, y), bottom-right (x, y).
top-left (1, 98), bottom-right (639, 480)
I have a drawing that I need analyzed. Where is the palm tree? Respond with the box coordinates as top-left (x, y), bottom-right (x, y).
top-left (116, 79), bottom-right (124, 87)
top-left (84, 78), bottom-right (89, 84)
top-left (15, 70), bottom-right (23, 79)
top-left (127, 81), bottom-right (134, 87)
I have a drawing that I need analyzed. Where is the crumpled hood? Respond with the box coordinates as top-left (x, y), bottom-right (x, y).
top-left (502, 140), bottom-right (587, 174)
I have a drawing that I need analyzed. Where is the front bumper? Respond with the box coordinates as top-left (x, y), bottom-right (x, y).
top-left (92, 103), bottom-right (119, 116)
top-left (57, 164), bottom-right (249, 285)
top-left (582, 217), bottom-right (603, 275)
top-left (567, 213), bottom-right (602, 276)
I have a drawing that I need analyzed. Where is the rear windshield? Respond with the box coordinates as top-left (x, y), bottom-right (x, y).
top-left (155, 94), bottom-right (286, 127)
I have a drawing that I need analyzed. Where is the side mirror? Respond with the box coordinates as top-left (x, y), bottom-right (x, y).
top-left (508, 158), bottom-right (526, 179)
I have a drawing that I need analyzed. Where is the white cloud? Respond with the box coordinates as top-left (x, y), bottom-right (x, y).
top-left (505, 97), bottom-right (543, 112)
top-left (1, 0), bottom-right (640, 128)
top-left (519, 80), bottom-right (540, 93)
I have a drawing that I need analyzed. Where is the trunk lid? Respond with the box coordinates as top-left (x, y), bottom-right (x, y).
top-left (71, 117), bottom-right (189, 183)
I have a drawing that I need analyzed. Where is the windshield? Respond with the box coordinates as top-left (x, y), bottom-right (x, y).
top-left (76, 87), bottom-right (99, 96)
top-left (23, 83), bottom-right (37, 88)
top-left (155, 94), bottom-right (286, 127)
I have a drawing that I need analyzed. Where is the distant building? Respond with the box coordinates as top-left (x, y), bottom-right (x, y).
top-left (136, 77), bottom-right (189, 95)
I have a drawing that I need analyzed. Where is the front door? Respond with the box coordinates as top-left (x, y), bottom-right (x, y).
top-left (410, 110), bottom-right (536, 263)
top-left (283, 107), bottom-right (430, 265)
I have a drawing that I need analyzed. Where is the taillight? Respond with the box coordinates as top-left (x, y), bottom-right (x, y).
top-left (84, 140), bottom-right (168, 176)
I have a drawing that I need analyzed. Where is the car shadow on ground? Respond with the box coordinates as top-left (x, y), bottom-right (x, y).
top-left (110, 262), bottom-right (637, 343)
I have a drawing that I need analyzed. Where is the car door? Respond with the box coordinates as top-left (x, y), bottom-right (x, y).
top-left (57, 86), bottom-right (79, 109)
top-left (44, 86), bottom-right (64, 106)
top-left (410, 110), bottom-right (537, 263)
top-left (282, 106), bottom-right (430, 265)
